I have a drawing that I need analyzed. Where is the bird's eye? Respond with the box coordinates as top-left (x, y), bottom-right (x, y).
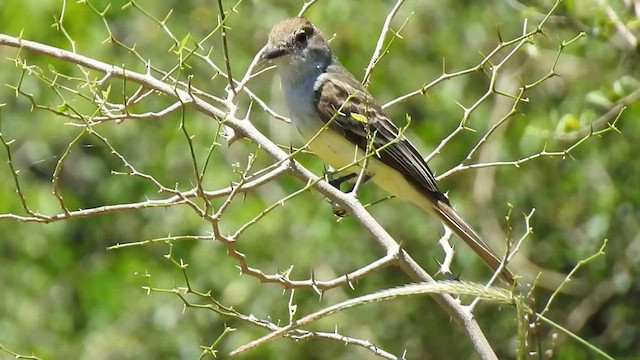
top-left (295, 27), bottom-right (313, 43)
top-left (294, 31), bottom-right (308, 43)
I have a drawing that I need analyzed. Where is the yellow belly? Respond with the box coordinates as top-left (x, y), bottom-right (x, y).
top-left (306, 129), bottom-right (434, 214)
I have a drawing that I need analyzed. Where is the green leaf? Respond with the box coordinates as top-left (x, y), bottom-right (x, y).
top-left (56, 103), bottom-right (69, 112)
top-left (351, 113), bottom-right (367, 123)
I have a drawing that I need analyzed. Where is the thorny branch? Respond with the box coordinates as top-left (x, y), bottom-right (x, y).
top-left (0, 0), bottom-right (624, 358)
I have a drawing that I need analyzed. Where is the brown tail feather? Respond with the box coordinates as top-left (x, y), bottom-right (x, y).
top-left (432, 200), bottom-right (515, 284)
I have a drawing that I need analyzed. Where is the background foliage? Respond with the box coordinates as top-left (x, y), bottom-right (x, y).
top-left (1, 0), bottom-right (639, 359)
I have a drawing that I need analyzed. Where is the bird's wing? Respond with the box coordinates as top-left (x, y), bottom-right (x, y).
top-left (313, 70), bottom-right (442, 198)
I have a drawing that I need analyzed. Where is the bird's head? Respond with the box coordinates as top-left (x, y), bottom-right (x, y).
top-left (262, 17), bottom-right (332, 78)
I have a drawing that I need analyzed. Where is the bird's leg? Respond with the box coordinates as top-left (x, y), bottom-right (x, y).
top-left (324, 167), bottom-right (354, 217)
top-left (325, 174), bottom-right (373, 217)
top-left (327, 172), bottom-right (358, 191)
top-left (324, 166), bottom-right (371, 217)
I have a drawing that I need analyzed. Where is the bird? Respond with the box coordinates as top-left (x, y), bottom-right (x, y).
top-left (261, 17), bottom-right (515, 284)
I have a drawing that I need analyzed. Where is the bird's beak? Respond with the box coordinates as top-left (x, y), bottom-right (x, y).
top-left (261, 44), bottom-right (287, 60)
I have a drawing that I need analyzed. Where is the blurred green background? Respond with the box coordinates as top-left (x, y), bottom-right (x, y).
top-left (1, 0), bottom-right (639, 359)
